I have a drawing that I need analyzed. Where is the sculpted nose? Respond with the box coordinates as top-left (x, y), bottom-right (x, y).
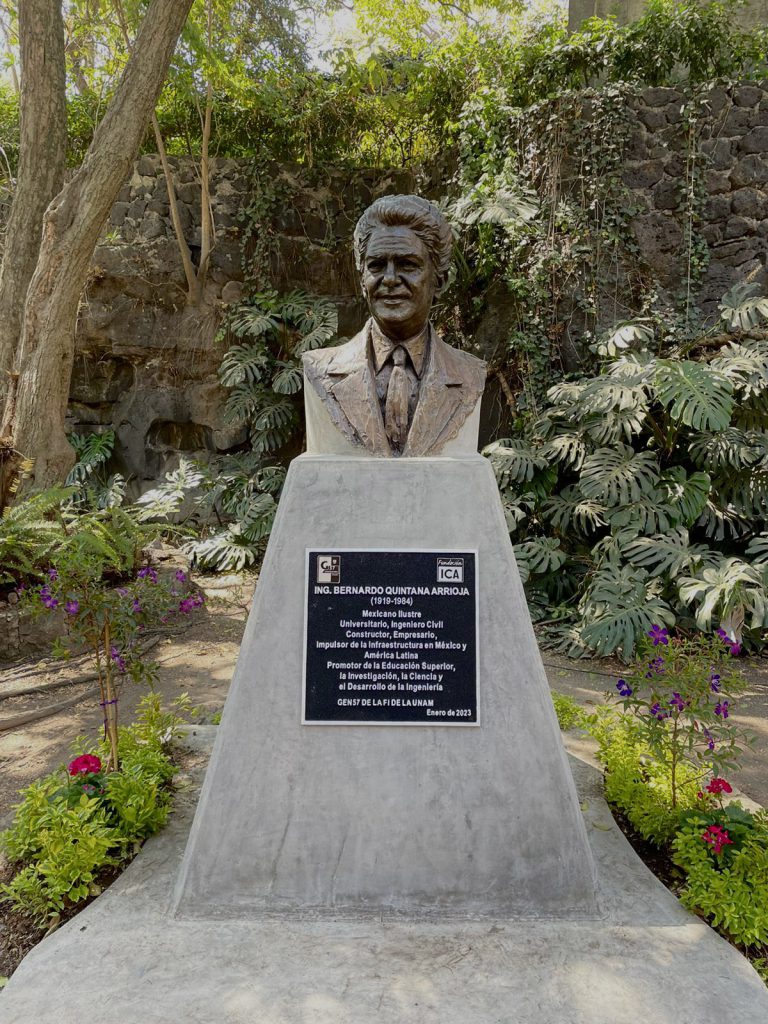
top-left (382, 260), bottom-right (398, 286)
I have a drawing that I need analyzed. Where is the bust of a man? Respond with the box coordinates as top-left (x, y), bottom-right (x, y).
top-left (303, 195), bottom-right (486, 458)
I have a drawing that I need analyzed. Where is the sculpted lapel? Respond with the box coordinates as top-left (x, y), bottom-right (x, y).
top-left (303, 321), bottom-right (485, 458)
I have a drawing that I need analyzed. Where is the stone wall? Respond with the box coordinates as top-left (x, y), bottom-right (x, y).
top-left (69, 82), bottom-right (768, 483)
top-left (72, 159), bottom-right (416, 489)
top-left (568, 0), bottom-right (766, 32)
top-left (624, 83), bottom-right (768, 309)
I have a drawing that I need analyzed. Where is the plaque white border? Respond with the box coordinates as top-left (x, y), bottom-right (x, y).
top-left (301, 547), bottom-right (480, 727)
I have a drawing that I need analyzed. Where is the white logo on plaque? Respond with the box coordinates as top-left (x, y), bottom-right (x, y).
top-left (437, 557), bottom-right (464, 582)
top-left (317, 555), bottom-right (341, 583)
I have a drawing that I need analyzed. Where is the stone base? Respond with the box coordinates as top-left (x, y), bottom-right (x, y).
top-left (172, 455), bottom-right (597, 917)
top-left (2, 735), bottom-right (766, 1024)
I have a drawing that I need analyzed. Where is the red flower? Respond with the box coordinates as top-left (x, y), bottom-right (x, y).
top-left (705, 778), bottom-right (733, 796)
top-left (701, 825), bottom-right (734, 855)
top-left (68, 754), bottom-right (102, 776)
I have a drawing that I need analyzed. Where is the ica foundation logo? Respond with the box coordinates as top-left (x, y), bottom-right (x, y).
top-left (317, 555), bottom-right (341, 584)
top-left (437, 557), bottom-right (464, 583)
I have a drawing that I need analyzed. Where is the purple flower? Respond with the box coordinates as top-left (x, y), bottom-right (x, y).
top-left (116, 587), bottom-right (128, 597)
top-left (47, 568), bottom-right (58, 581)
top-left (109, 646), bottom-right (127, 673)
top-left (703, 727), bottom-right (715, 751)
top-left (175, 570), bottom-right (187, 583)
top-left (710, 673), bottom-right (721, 693)
top-left (616, 679), bottom-right (632, 697)
top-left (39, 586), bottom-right (58, 610)
top-left (137, 566), bottom-right (158, 584)
top-left (649, 702), bottom-right (668, 721)
top-left (179, 597), bottom-right (194, 614)
top-left (64, 599), bottom-right (80, 615)
top-left (192, 592), bottom-right (204, 607)
top-left (714, 701), bottom-right (730, 719)
top-left (132, 598), bottom-right (142, 614)
top-left (647, 625), bottom-right (669, 646)
top-left (669, 691), bottom-right (688, 712)
top-left (716, 628), bottom-right (741, 656)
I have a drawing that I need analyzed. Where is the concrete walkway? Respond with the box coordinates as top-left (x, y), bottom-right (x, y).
top-left (1, 727), bottom-right (766, 1024)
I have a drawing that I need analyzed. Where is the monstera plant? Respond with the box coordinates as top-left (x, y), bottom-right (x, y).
top-left (487, 283), bottom-right (768, 658)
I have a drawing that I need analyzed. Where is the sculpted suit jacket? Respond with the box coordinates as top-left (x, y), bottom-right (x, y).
top-left (302, 321), bottom-right (487, 457)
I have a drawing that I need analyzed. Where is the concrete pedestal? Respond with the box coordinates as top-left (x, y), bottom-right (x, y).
top-left (172, 454), bottom-right (597, 917)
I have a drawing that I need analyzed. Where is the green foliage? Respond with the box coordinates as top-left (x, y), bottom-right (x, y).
top-left (550, 690), bottom-right (587, 731)
top-left (0, 696), bottom-right (185, 925)
top-left (177, 291), bottom-right (336, 570)
top-left (673, 810), bottom-right (768, 947)
top-left (488, 312), bottom-right (768, 657)
top-left (65, 429), bottom-right (125, 509)
top-left (0, 488), bottom-right (73, 585)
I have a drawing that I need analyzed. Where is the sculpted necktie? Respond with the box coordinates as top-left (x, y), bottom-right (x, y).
top-left (384, 345), bottom-right (410, 450)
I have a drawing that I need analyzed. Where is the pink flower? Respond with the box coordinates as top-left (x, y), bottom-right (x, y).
top-left (175, 570), bottom-right (187, 583)
top-left (68, 754), bottom-right (102, 777)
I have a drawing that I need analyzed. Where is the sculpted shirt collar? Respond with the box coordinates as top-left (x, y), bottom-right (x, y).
top-left (370, 320), bottom-right (428, 378)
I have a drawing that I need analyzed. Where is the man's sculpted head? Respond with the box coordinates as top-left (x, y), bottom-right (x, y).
top-left (354, 195), bottom-right (453, 342)
top-left (353, 195), bottom-right (453, 286)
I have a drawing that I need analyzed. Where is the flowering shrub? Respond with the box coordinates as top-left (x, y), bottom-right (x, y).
top-left (673, 804), bottom-right (768, 948)
top-left (22, 564), bottom-right (203, 771)
top-left (0, 695), bottom-right (188, 925)
top-left (610, 627), bottom-right (748, 809)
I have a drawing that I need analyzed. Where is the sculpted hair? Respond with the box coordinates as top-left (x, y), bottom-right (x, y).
top-left (353, 195), bottom-right (453, 287)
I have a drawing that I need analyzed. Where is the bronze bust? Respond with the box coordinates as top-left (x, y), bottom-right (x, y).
top-left (303, 195), bottom-right (486, 457)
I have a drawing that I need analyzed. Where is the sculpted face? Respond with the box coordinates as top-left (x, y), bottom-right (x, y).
top-left (362, 225), bottom-right (437, 341)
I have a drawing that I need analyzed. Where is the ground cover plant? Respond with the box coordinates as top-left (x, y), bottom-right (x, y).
top-left (553, 626), bottom-right (768, 980)
top-left (0, 694), bottom-right (190, 931)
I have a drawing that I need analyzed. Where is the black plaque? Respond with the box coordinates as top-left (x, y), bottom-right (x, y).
top-left (303, 549), bottom-right (478, 725)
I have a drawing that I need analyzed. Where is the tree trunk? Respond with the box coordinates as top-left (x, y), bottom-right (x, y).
top-left (152, 114), bottom-right (202, 304)
top-left (0, 0), bottom-right (66, 403)
top-left (0, 0), bottom-right (193, 496)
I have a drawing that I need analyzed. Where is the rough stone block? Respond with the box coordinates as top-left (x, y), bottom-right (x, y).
top-left (724, 105), bottom-right (754, 132)
top-left (109, 202), bottom-right (129, 227)
top-left (632, 210), bottom-right (684, 254)
top-left (724, 215), bottom-right (757, 239)
top-left (650, 179), bottom-right (677, 210)
top-left (126, 197), bottom-right (147, 222)
top-left (642, 87), bottom-right (682, 107)
top-left (706, 86), bottom-right (729, 118)
top-left (623, 159), bottom-right (665, 189)
top-left (734, 85), bottom-right (764, 108)
top-left (731, 154), bottom-right (768, 187)
top-left (705, 195), bottom-right (732, 221)
top-left (701, 137), bottom-right (733, 170)
top-left (140, 212), bottom-right (167, 240)
top-left (704, 169), bottom-right (732, 194)
top-left (636, 106), bottom-right (667, 130)
top-left (732, 187), bottom-right (767, 219)
top-left (740, 126), bottom-right (768, 153)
